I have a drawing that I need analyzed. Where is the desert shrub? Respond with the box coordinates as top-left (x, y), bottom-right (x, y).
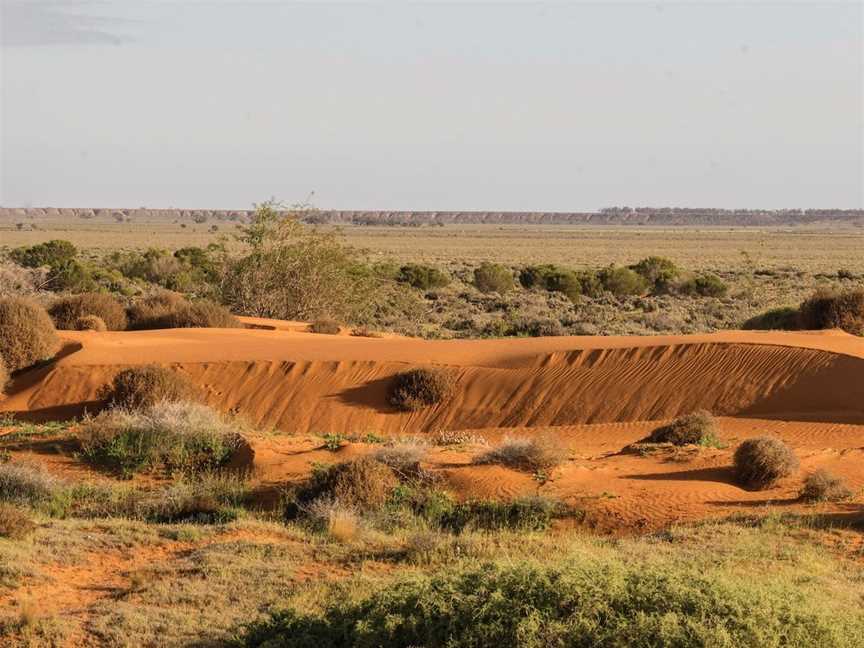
top-left (474, 436), bottom-right (566, 472)
top-left (372, 441), bottom-right (429, 475)
top-left (0, 260), bottom-right (50, 298)
top-left (439, 497), bottom-right (559, 533)
top-left (221, 202), bottom-right (375, 322)
top-left (239, 560), bottom-right (856, 647)
top-left (544, 270), bottom-right (582, 303)
top-left (310, 318), bottom-right (340, 334)
top-left (733, 436), bottom-right (799, 490)
top-left (473, 262), bottom-right (514, 294)
top-left (645, 411), bottom-right (720, 446)
top-left (0, 461), bottom-right (63, 506)
top-left (0, 503), bottom-right (37, 539)
top-left (397, 264), bottom-right (450, 290)
top-left (388, 368), bottom-right (454, 411)
top-left (598, 265), bottom-right (648, 297)
top-left (74, 315), bottom-right (107, 331)
top-left (518, 264), bottom-right (557, 289)
top-left (0, 356), bottom-right (8, 396)
top-left (126, 291), bottom-right (187, 329)
top-left (630, 256), bottom-right (679, 293)
top-left (678, 274), bottom-right (728, 298)
top-left (104, 366), bottom-right (200, 409)
top-left (742, 306), bottom-right (800, 331)
top-left (78, 401), bottom-right (242, 478)
top-left (302, 499), bottom-right (363, 542)
top-left (0, 297), bottom-right (61, 372)
top-left (49, 292), bottom-right (128, 331)
top-left (10, 240), bottom-right (77, 269)
top-left (508, 317), bottom-right (565, 337)
top-left (286, 458), bottom-right (399, 519)
top-left (799, 469), bottom-right (852, 503)
top-left (798, 288), bottom-right (864, 335)
top-left (351, 325), bottom-right (382, 338)
top-left (576, 270), bottom-right (604, 297)
top-left (157, 300), bottom-right (242, 329)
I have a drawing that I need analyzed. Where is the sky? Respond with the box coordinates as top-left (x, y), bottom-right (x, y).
top-left (1, 1), bottom-right (862, 211)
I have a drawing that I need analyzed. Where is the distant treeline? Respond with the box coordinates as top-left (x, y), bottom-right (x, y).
top-left (1, 207), bottom-right (863, 227)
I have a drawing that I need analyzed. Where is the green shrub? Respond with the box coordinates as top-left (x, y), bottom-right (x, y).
top-left (10, 240), bottom-right (77, 269)
top-left (78, 401), bottom-right (242, 478)
top-left (239, 560), bottom-right (858, 647)
top-left (397, 264), bottom-right (450, 290)
top-left (518, 265), bottom-right (558, 289)
top-left (576, 270), bottom-right (604, 298)
top-left (598, 265), bottom-right (648, 296)
top-left (439, 497), bottom-right (559, 533)
top-left (388, 368), bottom-right (454, 411)
top-left (645, 411), bottom-right (720, 446)
top-left (799, 469), bottom-right (852, 503)
top-left (49, 292), bottom-right (128, 331)
top-left (0, 297), bottom-right (61, 372)
top-left (104, 366), bottom-right (200, 409)
top-left (630, 256), bottom-right (679, 293)
top-left (310, 318), bottom-right (341, 334)
top-left (473, 262), bottom-right (514, 294)
top-left (474, 436), bottom-right (566, 472)
top-left (733, 436), bottom-right (799, 490)
top-left (544, 269), bottom-right (582, 303)
top-left (742, 307), bottom-right (800, 331)
top-left (798, 288), bottom-right (864, 335)
top-left (678, 274), bottom-right (728, 298)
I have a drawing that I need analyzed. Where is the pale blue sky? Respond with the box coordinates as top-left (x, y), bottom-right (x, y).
top-left (1, 1), bottom-right (862, 210)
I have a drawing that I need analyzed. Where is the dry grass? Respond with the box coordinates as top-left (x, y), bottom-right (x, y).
top-left (0, 357), bottom-right (8, 396)
top-left (474, 435), bottom-right (567, 472)
top-left (310, 318), bottom-right (341, 334)
top-left (0, 297), bottom-right (60, 372)
top-left (733, 436), bottom-right (799, 490)
top-left (0, 504), bottom-right (37, 540)
top-left (74, 314), bottom-right (107, 331)
top-left (372, 441), bottom-right (429, 474)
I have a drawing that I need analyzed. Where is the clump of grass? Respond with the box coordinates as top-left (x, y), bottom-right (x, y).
top-left (104, 365), bottom-right (201, 409)
top-left (77, 401), bottom-right (243, 478)
top-left (372, 441), bottom-right (429, 475)
top-left (388, 368), bottom-right (454, 411)
top-left (74, 314), bottom-right (108, 331)
top-left (49, 292), bottom-right (128, 331)
top-left (0, 461), bottom-right (63, 506)
top-left (0, 503), bottom-right (37, 539)
top-left (0, 297), bottom-right (61, 372)
top-left (439, 497), bottom-right (560, 533)
top-left (733, 436), bottom-right (799, 490)
top-left (310, 318), bottom-right (340, 334)
top-left (303, 499), bottom-right (362, 542)
top-left (473, 435), bottom-right (566, 472)
top-left (644, 411), bottom-right (721, 447)
top-left (799, 469), bottom-right (852, 503)
top-left (431, 430), bottom-right (487, 446)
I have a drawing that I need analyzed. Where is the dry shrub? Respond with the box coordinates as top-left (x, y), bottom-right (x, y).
top-left (799, 469), bottom-right (852, 503)
top-left (0, 503), bottom-right (37, 540)
top-left (305, 499), bottom-right (362, 542)
top-left (0, 461), bottom-right (63, 505)
top-left (74, 315), bottom-right (107, 331)
top-left (291, 458), bottom-right (399, 516)
top-left (49, 292), bottom-right (127, 331)
top-left (105, 366), bottom-right (200, 409)
top-left (0, 297), bottom-right (61, 372)
top-left (159, 300), bottom-right (242, 329)
top-left (388, 368), bottom-right (454, 411)
top-left (799, 288), bottom-right (864, 335)
top-left (0, 261), bottom-right (50, 298)
top-left (126, 291), bottom-right (187, 329)
top-left (645, 411), bottom-right (719, 446)
top-left (474, 435), bottom-right (567, 472)
top-left (0, 356), bottom-right (8, 396)
top-left (431, 430), bottom-right (487, 446)
top-left (351, 325), bottom-right (383, 338)
top-left (373, 441), bottom-right (429, 474)
top-left (733, 436), bottom-right (799, 490)
top-left (310, 318), bottom-right (341, 334)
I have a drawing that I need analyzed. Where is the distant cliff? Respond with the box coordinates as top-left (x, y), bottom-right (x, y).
top-left (2, 207), bottom-right (862, 226)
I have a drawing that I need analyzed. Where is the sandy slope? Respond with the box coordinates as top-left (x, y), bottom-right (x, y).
top-left (3, 323), bottom-right (864, 431)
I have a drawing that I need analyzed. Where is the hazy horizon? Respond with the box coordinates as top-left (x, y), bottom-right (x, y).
top-left (2, 1), bottom-right (862, 211)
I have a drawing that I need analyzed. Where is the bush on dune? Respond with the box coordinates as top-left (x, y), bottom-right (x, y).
top-left (49, 292), bottom-right (128, 331)
top-left (238, 560), bottom-right (859, 648)
top-left (474, 435), bottom-right (566, 472)
top-left (310, 318), bottom-right (340, 334)
top-left (128, 292), bottom-right (241, 330)
top-left (0, 356), bottom-right (8, 396)
top-left (104, 366), bottom-right (201, 409)
top-left (388, 368), bottom-right (454, 411)
top-left (733, 436), bottom-right (799, 490)
top-left (798, 288), bottom-right (864, 335)
top-left (126, 291), bottom-right (186, 329)
top-left (74, 315), bottom-right (107, 331)
top-left (645, 411), bottom-right (720, 446)
top-left (0, 297), bottom-right (61, 372)
top-left (742, 306), bottom-right (800, 331)
top-left (78, 401), bottom-right (242, 478)
top-left (799, 469), bottom-right (852, 503)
